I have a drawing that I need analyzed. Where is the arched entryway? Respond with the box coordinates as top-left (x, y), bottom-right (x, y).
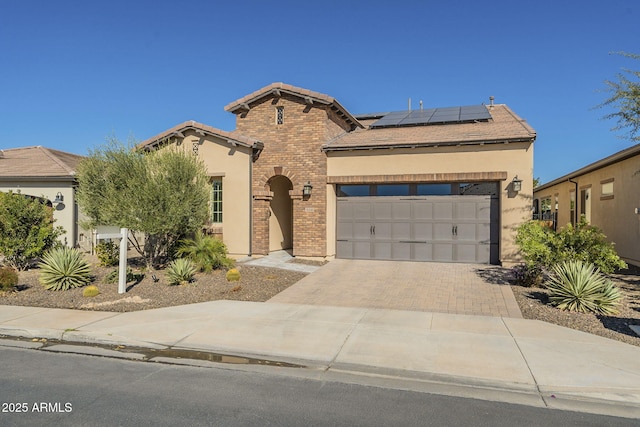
top-left (268, 175), bottom-right (293, 251)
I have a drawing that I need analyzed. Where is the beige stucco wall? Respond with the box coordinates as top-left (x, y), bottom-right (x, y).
top-left (159, 131), bottom-right (253, 257)
top-left (534, 154), bottom-right (640, 266)
top-left (0, 180), bottom-right (83, 248)
top-left (326, 142), bottom-right (534, 265)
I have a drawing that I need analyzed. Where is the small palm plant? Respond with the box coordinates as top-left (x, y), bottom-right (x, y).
top-left (39, 247), bottom-right (92, 291)
top-left (165, 258), bottom-right (197, 286)
top-left (176, 232), bottom-right (234, 272)
top-left (545, 260), bottom-right (622, 315)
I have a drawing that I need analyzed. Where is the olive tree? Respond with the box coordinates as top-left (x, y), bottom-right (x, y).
top-left (598, 52), bottom-right (640, 142)
top-left (76, 139), bottom-right (210, 268)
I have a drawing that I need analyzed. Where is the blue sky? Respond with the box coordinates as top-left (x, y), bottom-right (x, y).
top-left (1, 0), bottom-right (638, 184)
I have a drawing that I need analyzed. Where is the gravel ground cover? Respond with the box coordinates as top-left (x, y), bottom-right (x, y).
top-left (1, 257), bottom-right (638, 347)
top-left (510, 265), bottom-right (640, 347)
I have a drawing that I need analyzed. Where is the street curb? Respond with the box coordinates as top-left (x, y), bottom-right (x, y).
top-left (1, 333), bottom-right (639, 419)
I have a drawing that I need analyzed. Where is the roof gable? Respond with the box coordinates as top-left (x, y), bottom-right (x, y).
top-left (224, 82), bottom-right (363, 130)
top-left (137, 120), bottom-right (263, 151)
top-left (0, 146), bottom-right (83, 179)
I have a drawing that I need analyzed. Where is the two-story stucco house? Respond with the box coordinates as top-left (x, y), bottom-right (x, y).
top-left (139, 83), bottom-right (536, 266)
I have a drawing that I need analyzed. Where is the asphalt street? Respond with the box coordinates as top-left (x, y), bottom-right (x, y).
top-left (1, 346), bottom-right (636, 427)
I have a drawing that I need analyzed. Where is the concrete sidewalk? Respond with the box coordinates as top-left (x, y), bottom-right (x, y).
top-left (1, 301), bottom-right (639, 419)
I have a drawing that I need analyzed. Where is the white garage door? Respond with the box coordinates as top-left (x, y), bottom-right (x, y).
top-left (336, 195), bottom-right (499, 263)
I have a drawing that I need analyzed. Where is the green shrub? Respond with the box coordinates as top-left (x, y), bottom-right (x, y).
top-left (39, 247), bottom-right (92, 291)
top-left (0, 190), bottom-right (64, 270)
top-left (556, 219), bottom-right (627, 274)
top-left (510, 264), bottom-right (543, 287)
top-left (0, 266), bottom-right (19, 291)
top-left (95, 241), bottom-right (119, 267)
top-left (176, 232), bottom-right (234, 272)
top-left (165, 258), bottom-right (197, 285)
top-left (82, 285), bottom-right (100, 297)
top-left (226, 268), bottom-right (241, 282)
top-left (104, 267), bottom-right (141, 284)
top-left (515, 218), bottom-right (627, 274)
top-left (545, 260), bottom-right (622, 315)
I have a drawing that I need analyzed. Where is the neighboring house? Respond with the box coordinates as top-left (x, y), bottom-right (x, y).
top-left (0, 146), bottom-right (89, 250)
top-left (140, 83), bottom-right (536, 266)
top-left (533, 143), bottom-right (640, 267)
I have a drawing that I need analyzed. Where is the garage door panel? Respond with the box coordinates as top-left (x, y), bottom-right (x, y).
top-left (392, 222), bottom-right (411, 240)
top-left (413, 222), bottom-right (433, 240)
top-left (374, 202), bottom-right (393, 219)
top-left (456, 244), bottom-right (479, 262)
top-left (336, 241), bottom-right (352, 258)
top-left (392, 242), bottom-right (411, 260)
top-left (373, 242), bottom-right (392, 259)
top-left (433, 243), bottom-right (453, 261)
top-left (456, 202), bottom-right (478, 220)
top-left (337, 203), bottom-right (353, 219)
top-left (373, 222), bottom-right (392, 239)
top-left (477, 222), bottom-right (491, 243)
top-left (336, 222), bottom-right (353, 240)
top-left (456, 223), bottom-right (478, 241)
top-left (353, 222), bottom-right (373, 239)
top-left (353, 241), bottom-right (372, 259)
top-left (393, 202), bottom-right (411, 220)
top-left (413, 202), bottom-right (433, 220)
top-left (413, 243), bottom-right (433, 261)
top-left (353, 203), bottom-right (372, 220)
top-left (434, 223), bottom-right (453, 240)
top-left (434, 202), bottom-right (453, 220)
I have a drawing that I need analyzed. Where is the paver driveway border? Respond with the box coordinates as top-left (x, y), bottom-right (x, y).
top-left (268, 259), bottom-right (522, 318)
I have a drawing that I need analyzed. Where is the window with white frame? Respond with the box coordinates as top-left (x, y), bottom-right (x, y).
top-left (210, 178), bottom-right (222, 223)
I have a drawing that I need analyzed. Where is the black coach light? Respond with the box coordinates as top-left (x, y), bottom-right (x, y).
top-left (53, 192), bottom-right (64, 205)
top-left (512, 176), bottom-right (522, 192)
top-left (302, 181), bottom-right (313, 197)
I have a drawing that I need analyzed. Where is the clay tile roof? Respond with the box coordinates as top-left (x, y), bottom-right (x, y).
top-left (323, 104), bottom-right (536, 151)
top-left (137, 120), bottom-right (262, 151)
top-left (224, 82), bottom-right (363, 129)
top-left (0, 146), bottom-right (83, 179)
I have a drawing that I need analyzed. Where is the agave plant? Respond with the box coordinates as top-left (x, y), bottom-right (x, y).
top-left (39, 247), bottom-right (92, 291)
top-left (165, 258), bottom-right (197, 286)
top-left (176, 232), bottom-right (234, 273)
top-left (545, 260), bottom-right (622, 315)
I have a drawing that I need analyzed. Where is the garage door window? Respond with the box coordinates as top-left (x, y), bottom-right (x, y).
top-left (337, 182), bottom-right (498, 197)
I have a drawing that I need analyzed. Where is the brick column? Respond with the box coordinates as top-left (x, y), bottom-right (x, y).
top-left (252, 193), bottom-right (272, 256)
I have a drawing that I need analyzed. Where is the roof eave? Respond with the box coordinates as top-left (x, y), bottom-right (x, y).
top-left (323, 137), bottom-right (535, 152)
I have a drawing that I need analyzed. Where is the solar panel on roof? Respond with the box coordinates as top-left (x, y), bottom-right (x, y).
top-left (370, 105), bottom-right (491, 128)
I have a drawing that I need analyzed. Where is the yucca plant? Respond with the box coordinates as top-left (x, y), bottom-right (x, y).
top-left (176, 232), bottom-right (234, 273)
top-left (39, 247), bottom-right (92, 291)
top-left (545, 260), bottom-right (622, 315)
top-left (165, 258), bottom-right (197, 286)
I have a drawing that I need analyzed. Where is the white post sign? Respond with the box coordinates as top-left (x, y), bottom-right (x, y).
top-left (117, 228), bottom-right (128, 294)
top-left (95, 227), bottom-right (129, 294)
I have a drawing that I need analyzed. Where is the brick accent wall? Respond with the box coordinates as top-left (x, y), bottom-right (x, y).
top-left (234, 93), bottom-right (350, 257)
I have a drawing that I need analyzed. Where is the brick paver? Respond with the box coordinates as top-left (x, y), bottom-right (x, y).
top-left (268, 259), bottom-right (522, 318)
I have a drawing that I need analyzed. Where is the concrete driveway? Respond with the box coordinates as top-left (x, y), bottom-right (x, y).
top-left (268, 259), bottom-right (522, 318)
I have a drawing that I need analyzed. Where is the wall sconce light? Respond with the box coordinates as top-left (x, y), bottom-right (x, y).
top-left (511, 176), bottom-right (522, 192)
top-left (302, 181), bottom-right (313, 197)
top-left (53, 192), bottom-right (64, 205)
